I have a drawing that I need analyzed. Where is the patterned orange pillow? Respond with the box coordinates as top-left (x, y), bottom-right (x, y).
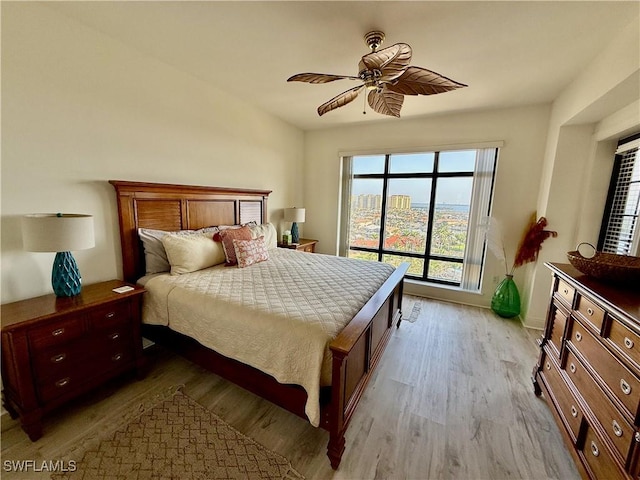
top-left (218, 226), bottom-right (252, 266)
top-left (233, 236), bottom-right (269, 268)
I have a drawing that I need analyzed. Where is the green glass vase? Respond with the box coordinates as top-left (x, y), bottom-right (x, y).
top-left (491, 274), bottom-right (521, 318)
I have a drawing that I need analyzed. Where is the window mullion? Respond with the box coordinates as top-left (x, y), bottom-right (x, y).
top-left (377, 154), bottom-right (391, 262)
top-left (423, 152), bottom-right (439, 280)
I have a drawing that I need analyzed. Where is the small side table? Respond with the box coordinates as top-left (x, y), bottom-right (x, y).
top-left (1, 280), bottom-right (146, 440)
top-left (278, 238), bottom-right (318, 253)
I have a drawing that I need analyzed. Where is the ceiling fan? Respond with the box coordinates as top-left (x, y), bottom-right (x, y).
top-left (287, 31), bottom-right (467, 118)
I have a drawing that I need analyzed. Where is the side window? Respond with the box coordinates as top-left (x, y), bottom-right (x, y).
top-left (598, 134), bottom-right (640, 256)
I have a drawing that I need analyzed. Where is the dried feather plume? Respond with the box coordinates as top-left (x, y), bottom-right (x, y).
top-left (481, 213), bottom-right (558, 276)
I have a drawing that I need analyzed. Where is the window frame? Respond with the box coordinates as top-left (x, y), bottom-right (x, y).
top-left (340, 146), bottom-right (499, 289)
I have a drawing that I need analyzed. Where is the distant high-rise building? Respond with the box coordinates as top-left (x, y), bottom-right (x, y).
top-left (388, 195), bottom-right (411, 209)
top-left (353, 194), bottom-right (382, 210)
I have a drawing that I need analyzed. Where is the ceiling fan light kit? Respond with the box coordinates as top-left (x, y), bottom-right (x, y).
top-left (287, 31), bottom-right (467, 118)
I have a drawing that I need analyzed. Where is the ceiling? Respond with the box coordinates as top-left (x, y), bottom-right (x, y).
top-left (47, 1), bottom-right (639, 131)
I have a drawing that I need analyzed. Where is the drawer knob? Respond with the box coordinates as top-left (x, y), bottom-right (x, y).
top-left (109, 332), bottom-right (120, 341)
top-left (586, 307), bottom-right (594, 316)
top-left (546, 362), bottom-right (551, 370)
top-left (590, 441), bottom-right (600, 457)
top-left (52, 328), bottom-right (65, 337)
top-left (620, 379), bottom-right (632, 395)
top-left (575, 332), bottom-right (582, 342)
top-left (105, 312), bottom-right (116, 319)
top-left (569, 363), bottom-right (576, 374)
top-left (563, 288), bottom-right (569, 295)
top-left (570, 406), bottom-right (578, 418)
top-left (51, 353), bottom-right (66, 363)
top-left (111, 353), bottom-right (123, 362)
top-left (612, 420), bottom-right (623, 437)
top-left (55, 377), bottom-right (70, 388)
top-left (624, 337), bottom-right (634, 349)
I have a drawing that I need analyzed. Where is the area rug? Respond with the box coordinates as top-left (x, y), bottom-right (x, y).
top-left (51, 387), bottom-right (304, 480)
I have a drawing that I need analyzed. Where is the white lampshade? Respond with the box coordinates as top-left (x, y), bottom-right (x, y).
top-left (284, 207), bottom-right (306, 223)
top-left (22, 214), bottom-right (95, 252)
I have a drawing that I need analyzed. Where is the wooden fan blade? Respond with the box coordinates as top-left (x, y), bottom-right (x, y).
top-left (367, 88), bottom-right (404, 118)
top-left (317, 85), bottom-right (364, 116)
top-left (360, 43), bottom-right (412, 81)
top-left (386, 66), bottom-right (467, 95)
top-left (287, 73), bottom-right (359, 84)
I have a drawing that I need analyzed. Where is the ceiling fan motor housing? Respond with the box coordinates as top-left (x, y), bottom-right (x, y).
top-left (364, 31), bottom-right (385, 51)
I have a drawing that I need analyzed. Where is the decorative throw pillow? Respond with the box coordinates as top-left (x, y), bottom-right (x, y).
top-left (218, 225), bottom-right (252, 266)
top-left (161, 232), bottom-right (226, 275)
top-left (233, 236), bottom-right (269, 268)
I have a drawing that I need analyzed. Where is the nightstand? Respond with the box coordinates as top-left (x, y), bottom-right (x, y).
top-left (278, 238), bottom-right (318, 253)
top-left (1, 280), bottom-right (145, 440)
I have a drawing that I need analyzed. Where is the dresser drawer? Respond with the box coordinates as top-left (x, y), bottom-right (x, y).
top-left (575, 294), bottom-right (606, 333)
top-left (93, 346), bottom-right (134, 375)
top-left (607, 318), bottom-right (640, 371)
top-left (547, 303), bottom-right (569, 358)
top-left (32, 342), bottom-right (92, 382)
top-left (569, 320), bottom-right (640, 419)
top-left (28, 315), bottom-right (85, 350)
top-left (555, 278), bottom-right (576, 307)
top-left (564, 350), bottom-right (636, 463)
top-left (540, 351), bottom-right (583, 442)
top-left (88, 301), bottom-right (131, 330)
top-left (581, 424), bottom-right (627, 480)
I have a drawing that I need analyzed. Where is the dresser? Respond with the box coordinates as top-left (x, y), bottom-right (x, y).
top-left (1, 280), bottom-right (146, 440)
top-left (533, 263), bottom-right (640, 479)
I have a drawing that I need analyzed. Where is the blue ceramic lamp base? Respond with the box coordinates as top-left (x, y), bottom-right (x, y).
top-left (52, 251), bottom-right (82, 297)
top-left (291, 222), bottom-right (300, 243)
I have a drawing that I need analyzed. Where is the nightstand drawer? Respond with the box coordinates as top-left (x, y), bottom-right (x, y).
top-left (89, 301), bottom-right (131, 330)
top-left (28, 315), bottom-right (85, 350)
top-left (32, 342), bottom-right (91, 381)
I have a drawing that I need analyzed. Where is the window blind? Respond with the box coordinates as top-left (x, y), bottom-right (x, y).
top-left (601, 141), bottom-right (640, 255)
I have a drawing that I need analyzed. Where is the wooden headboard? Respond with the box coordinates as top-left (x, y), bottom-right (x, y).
top-left (110, 180), bottom-right (272, 283)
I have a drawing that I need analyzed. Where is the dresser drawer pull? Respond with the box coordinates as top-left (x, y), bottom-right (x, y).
top-left (586, 307), bottom-right (594, 316)
top-left (620, 379), bottom-right (632, 395)
top-left (569, 363), bottom-right (576, 373)
top-left (570, 406), bottom-right (578, 418)
top-left (624, 337), bottom-right (634, 349)
top-left (105, 312), bottom-right (116, 319)
top-left (590, 441), bottom-right (600, 457)
top-left (635, 432), bottom-right (640, 443)
top-left (109, 332), bottom-right (120, 341)
top-left (563, 288), bottom-right (569, 295)
top-left (111, 353), bottom-right (123, 362)
top-left (52, 328), bottom-right (65, 337)
top-left (575, 332), bottom-right (582, 342)
top-left (51, 353), bottom-right (66, 363)
top-left (546, 362), bottom-right (551, 370)
top-left (55, 377), bottom-right (70, 388)
top-left (612, 420), bottom-right (623, 437)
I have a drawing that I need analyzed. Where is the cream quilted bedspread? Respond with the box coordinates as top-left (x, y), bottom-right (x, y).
top-left (140, 249), bottom-right (394, 427)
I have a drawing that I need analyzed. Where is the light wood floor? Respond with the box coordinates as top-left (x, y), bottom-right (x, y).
top-left (1, 296), bottom-right (580, 480)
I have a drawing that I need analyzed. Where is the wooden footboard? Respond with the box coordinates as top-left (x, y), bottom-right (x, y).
top-left (327, 262), bottom-right (409, 469)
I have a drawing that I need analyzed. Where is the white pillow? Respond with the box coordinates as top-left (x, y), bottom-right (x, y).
top-left (161, 232), bottom-right (226, 275)
top-left (248, 223), bottom-right (278, 250)
top-left (139, 227), bottom-right (218, 274)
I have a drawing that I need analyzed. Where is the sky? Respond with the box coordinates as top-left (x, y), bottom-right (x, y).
top-left (352, 150), bottom-right (476, 205)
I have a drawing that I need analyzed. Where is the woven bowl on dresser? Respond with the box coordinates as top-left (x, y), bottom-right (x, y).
top-left (567, 246), bottom-right (640, 284)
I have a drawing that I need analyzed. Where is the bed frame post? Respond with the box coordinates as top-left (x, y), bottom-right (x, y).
top-left (327, 352), bottom-right (347, 469)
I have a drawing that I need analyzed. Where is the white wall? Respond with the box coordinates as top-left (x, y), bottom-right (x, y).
top-left (525, 18), bottom-right (640, 328)
top-left (303, 105), bottom-right (551, 308)
top-left (1, 3), bottom-right (304, 303)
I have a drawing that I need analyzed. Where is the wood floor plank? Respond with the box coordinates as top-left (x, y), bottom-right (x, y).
top-left (1, 295), bottom-right (579, 479)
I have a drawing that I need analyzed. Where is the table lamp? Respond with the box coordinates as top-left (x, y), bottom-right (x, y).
top-left (284, 207), bottom-right (305, 244)
top-left (22, 213), bottom-right (95, 297)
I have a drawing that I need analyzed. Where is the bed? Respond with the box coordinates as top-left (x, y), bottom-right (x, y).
top-left (110, 180), bottom-right (408, 469)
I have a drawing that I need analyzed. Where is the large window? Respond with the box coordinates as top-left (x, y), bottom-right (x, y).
top-left (340, 147), bottom-right (498, 290)
top-left (598, 134), bottom-right (640, 256)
